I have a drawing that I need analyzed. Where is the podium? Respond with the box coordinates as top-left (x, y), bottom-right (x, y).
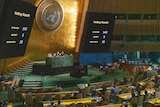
top-left (33, 55), bottom-right (74, 75)
top-left (32, 55), bottom-right (88, 77)
top-left (46, 55), bottom-right (74, 68)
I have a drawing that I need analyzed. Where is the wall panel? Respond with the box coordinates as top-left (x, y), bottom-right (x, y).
top-left (88, 0), bottom-right (160, 13)
top-left (0, 0), bottom-right (85, 74)
top-left (113, 24), bottom-right (160, 35)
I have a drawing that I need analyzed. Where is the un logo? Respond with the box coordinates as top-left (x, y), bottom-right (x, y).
top-left (36, 0), bottom-right (64, 32)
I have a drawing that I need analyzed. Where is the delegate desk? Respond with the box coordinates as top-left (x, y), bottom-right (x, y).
top-left (22, 91), bottom-right (79, 100)
top-left (96, 103), bottom-right (122, 107)
top-left (148, 98), bottom-right (160, 107)
top-left (90, 81), bottom-right (112, 87)
top-left (118, 88), bottom-right (155, 103)
top-left (42, 97), bottom-right (102, 107)
top-left (33, 55), bottom-right (75, 75)
top-left (17, 86), bottom-right (57, 93)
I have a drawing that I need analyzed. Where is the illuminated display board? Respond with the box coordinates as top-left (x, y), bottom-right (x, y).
top-left (0, 0), bottom-right (36, 58)
top-left (80, 12), bottom-right (115, 53)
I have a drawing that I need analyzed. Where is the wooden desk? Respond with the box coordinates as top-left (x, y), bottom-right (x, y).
top-left (139, 81), bottom-right (146, 86)
top-left (118, 93), bottom-right (132, 103)
top-left (90, 81), bottom-right (110, 86)
top-left (43, 97), bottom-right (102, 107)
top-left (19, 86), bottom-right (56, 89)
top-left (96, 103), bottom-right (122, 107)
top-left (22, 91), bottom-right (79, 99)
top-left (17, 86), bottom-right (57, 93)
top-left (148, 98), bottom-right (160, 107)
top-left (106, 84), bottom-right (135, 92)
top-left (118, 88), bottom-right (155, 103)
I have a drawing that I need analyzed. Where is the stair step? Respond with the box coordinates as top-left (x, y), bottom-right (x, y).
top-left (17, 69), bottom-right (32, 72)
top-left (8, 61), bottom-right (45, 77)
top-left (23, 81), bottom-right (42, 84)
top-left (22, 81), bottom-right (42, 87)
top-left (22, 84), bottom-right (42, 87)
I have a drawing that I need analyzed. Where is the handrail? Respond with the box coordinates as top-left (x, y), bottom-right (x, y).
top-left (5, 54), bottom-right (32, 73)
top-left (7, 54), bottom-right (31, 68)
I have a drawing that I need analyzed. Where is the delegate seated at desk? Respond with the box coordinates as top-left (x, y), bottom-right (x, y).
top-left (0, 74), bottom-right (6, 81)
top-left (55, 100), bottom-right (65, 107)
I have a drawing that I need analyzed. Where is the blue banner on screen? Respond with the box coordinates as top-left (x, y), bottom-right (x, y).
top-left (79, 53), bottom-right (113, 65)
top-left (0, 0), bottom-right (36, 59)
top-left (80, 12), bottom-right (115, 53)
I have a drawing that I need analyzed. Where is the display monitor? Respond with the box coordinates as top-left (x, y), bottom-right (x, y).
top-left (80, 12), bottom-right (115, 53)
top-left (0, 0), bottom-right (36, 58)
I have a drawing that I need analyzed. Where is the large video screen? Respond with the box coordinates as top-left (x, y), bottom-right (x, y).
top-left (0, 0), bottom-right (36, 59)
top-left (80, 12), bottom-right (115, 53)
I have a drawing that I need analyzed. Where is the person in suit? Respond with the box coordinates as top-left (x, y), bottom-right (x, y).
top-left (0, 74), bottom-right (6, 81)
top-left (130, 92), bottom-right (138, 107)
top-left (0, 100), bottom-right (4, 107)
top-left (55, 100), bottom-right (65, 107)
top-left (55, 85), bottom-right (62, 92)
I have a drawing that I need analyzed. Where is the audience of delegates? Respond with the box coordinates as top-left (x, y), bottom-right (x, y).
top-left (3, 57), bottom-right (160, 107)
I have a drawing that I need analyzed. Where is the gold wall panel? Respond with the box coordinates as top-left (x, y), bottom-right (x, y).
top-left (110, 43), bottom-right (160, 52)
top-left (26, 0), bottom-right (85, 61)
top-left (113, 23), bottom-right (160, 35)
top-left (88, 0), bottom-right (160, 13)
